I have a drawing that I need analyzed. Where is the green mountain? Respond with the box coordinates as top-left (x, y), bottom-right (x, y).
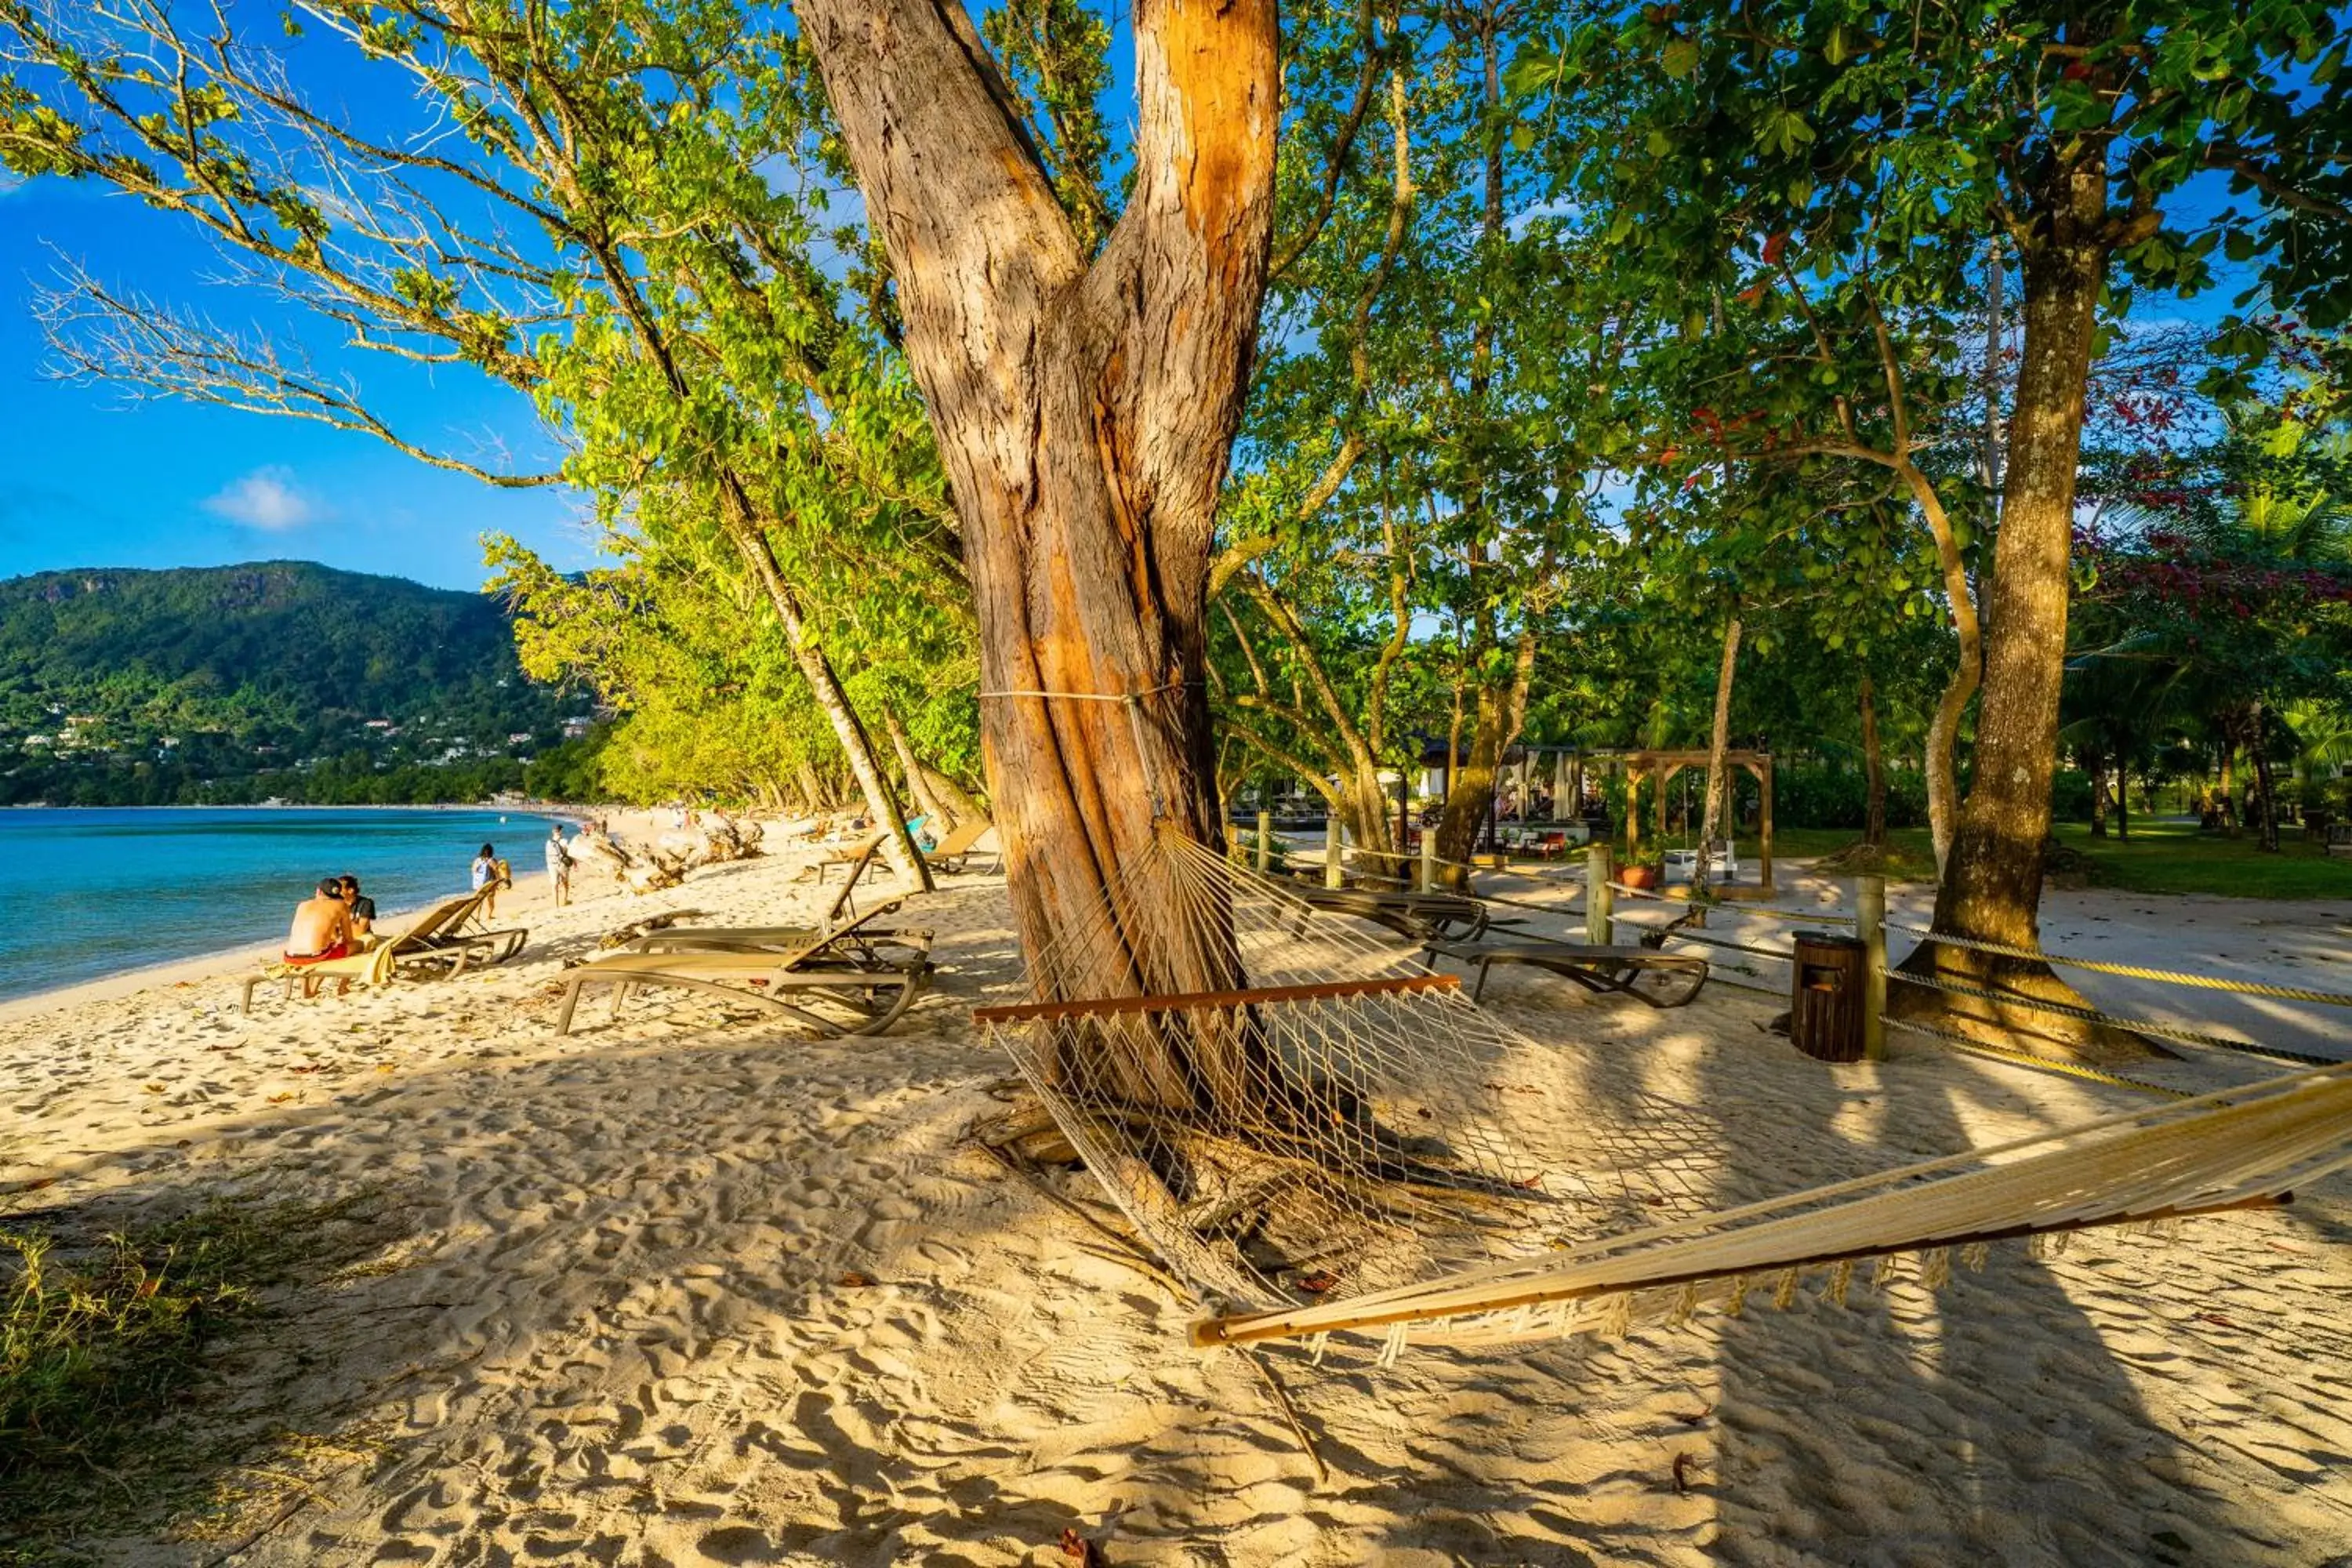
top-left (0, 561), bottom-right (586, 805)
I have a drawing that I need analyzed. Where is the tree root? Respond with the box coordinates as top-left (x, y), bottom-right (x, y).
top-left (1888, 949), bottom-right (2169, 1064)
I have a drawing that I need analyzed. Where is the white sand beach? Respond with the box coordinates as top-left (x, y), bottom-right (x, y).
top-left (4, 838), bottom-right (2349, 1566)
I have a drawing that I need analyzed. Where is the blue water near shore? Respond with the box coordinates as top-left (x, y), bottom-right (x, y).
top-left (0, 807), bottom-right (557, 1004)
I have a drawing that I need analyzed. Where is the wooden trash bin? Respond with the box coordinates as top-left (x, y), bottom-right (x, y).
top-left (1790, 931), bottom-right (1867, 1062)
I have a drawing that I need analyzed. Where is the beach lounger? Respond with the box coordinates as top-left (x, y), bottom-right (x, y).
top-left (812, 831), bottom-right (887, 887)
top-left (239, 889), bottom-right (527, 1013)
top-left (1421, 935), bottom-right (1708, 1008)
top-left (1287, 885), bottom-right (1496, 942)
top-left (623, 896), bottom-right (906, 953)
top-left (923, 818), bottom-right (1000, 875)
top-left (552, 904), bottom-right (934, 1036)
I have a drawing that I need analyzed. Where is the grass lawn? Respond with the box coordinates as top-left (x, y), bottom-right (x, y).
top-left (2049, 818), bottom-right (2352, 901)
top-left (1765, 819), bottom-right (2352, 900)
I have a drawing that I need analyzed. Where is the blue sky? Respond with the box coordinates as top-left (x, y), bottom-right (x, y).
top-left (0, 43), bottom-right (595, 593)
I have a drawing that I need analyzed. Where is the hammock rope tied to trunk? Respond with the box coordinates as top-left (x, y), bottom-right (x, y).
top-left (974, 827), bottom-right (2352, 1366)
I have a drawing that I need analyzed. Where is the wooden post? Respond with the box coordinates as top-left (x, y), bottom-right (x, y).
top-left (1586, 843), bottom-right (1613, 946)
top-left (1255, 809), bottom-right (1272, 875)
top-left (1421, 824), bottom-right (1439, 892)
top-left (1325, 813), bottom-right (1344, 889)
top-left (1858, 874), bottom-right (1887, 1062)
top-left (1759, 754), bottom-right (1776, 894)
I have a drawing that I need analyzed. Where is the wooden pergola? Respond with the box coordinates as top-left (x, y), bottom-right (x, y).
top-left (1614, 749), bottom-right (1776, 896)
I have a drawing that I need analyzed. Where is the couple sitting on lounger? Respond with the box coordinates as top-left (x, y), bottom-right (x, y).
top-left (285, 874), bottom-right (376, 964)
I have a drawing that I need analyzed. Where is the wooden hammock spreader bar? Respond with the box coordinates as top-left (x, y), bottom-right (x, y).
top-left (973, 972), bottom-right (1460, 1025)
top-left (1192, 1191), bottom-right (2290, 1348)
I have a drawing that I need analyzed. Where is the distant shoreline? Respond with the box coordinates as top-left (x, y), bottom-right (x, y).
top-left (0, 804), bottom-right (666, 1022)
top-left (0, 804), bottom-right (615, 1019)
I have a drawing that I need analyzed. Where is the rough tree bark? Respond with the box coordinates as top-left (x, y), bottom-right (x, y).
top-left (1892, 150), bottom-right (2146, 1060)
top-left (797, 0), bottom-right (1278, 1102)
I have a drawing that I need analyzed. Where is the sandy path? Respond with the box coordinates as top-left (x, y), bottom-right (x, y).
top-left (4, 844), bottom-right (2350, 1566)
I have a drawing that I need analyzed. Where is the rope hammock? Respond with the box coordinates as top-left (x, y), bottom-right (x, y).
top-left (975, 827), bottom-right (2352, 1364)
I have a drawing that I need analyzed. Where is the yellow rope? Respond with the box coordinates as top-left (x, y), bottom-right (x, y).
top-left (1885, 967), bottom-right (2336, 1066)
top-left (1892, 923), bottom-right (2352, 1008)
top-left (1879, 1014), bottom-right (2190, 1100)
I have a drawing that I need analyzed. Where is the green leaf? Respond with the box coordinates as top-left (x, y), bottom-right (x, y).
top-left (1662, 38), bottom-right (1699, 79)
top-left (1503, 47), bottom-right (1558, 100)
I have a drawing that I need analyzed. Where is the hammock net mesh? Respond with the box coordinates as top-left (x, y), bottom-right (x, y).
top-left (976, 827), bottom-right (2352, 1360)
top-left (977, 832), bottom-right (1739, 1308)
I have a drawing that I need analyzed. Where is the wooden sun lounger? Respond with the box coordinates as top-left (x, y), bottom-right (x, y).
top-left (1286, 885), bottom-right (1495, 942)
top-left (552, 905), bottom-right (934, 1036)
top-left (813, 832), bottom-right (887, 887)
top-left (1421, 935), bottom-right (1709, 1008)
top-left (240, 888), bottom-right (528, 1013)
top-left (923, 818), bottom-right (1000, 875)
top-left (623, 898), bottom-right (907, 953)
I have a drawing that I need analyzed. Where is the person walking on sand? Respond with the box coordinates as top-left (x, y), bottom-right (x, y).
top-left (545, 824), bottom-right (572, 908)
top-left (284, 876), bottom-right (355, 996)
top-left (472, 843), bottom-right (503, 919)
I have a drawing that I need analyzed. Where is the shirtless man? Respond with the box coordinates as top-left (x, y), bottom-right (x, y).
top-left (284, 877), bottom-right (355, 994)
top-left (287, 877), bottom-right (353, 958)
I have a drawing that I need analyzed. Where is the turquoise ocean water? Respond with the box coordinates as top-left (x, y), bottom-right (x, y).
top-left (0, 807), bottom-right (557, 1004)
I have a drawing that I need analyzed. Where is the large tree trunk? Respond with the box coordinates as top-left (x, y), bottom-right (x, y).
top-left (1434, 631), bottom-right (1536, 873)
top-left (2249, 702), bottom-right (2281, 852)
top-left (1696, 615), bottom-right (1741, 894)
top-left (1893, 201), bottom-right (2145, 1062)
top-left (1899, 463), bottom-right (1980, 876)
top-left (1858, 672), bottom-right (1887, 849)
top-left (918, 759), bottom-right (988, 828)
top-left (881, 706), bottom-right (952, 829)
top-left (799, 0), bottom-right (1277, 1105)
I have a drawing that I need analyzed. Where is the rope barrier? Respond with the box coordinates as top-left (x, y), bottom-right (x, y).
top-left (1889, 923), bottom-right (2352, 1008)
top-left (1885, 968), bottom-right (2339, 1067)
top-left (1879, 1015), bottom-right (2191, 1100)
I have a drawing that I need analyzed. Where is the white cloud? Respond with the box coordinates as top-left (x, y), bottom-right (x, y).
top-left (201, 466), bottom-right (325, 532)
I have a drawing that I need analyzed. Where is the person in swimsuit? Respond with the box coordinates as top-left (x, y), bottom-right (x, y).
top-left (285, 877), bottom-right (355, 996)
top-left (472, 844), bottom-right (510, 919)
